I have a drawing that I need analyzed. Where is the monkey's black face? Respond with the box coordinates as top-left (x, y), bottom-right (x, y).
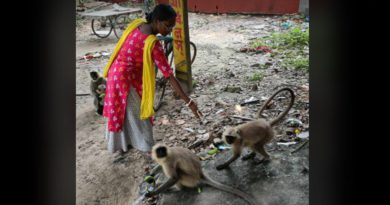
top-left (155, 146), bottom-right (167, 158)
top-left (90, 71), bottom-right (99, 80)
top-left (225, 135), bottom-right (236, 144)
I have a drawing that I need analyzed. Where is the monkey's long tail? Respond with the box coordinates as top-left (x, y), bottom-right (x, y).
top-left (256, 87), bottom-right (295, 126)
top-left (201, 173), bottom-right (260, 205)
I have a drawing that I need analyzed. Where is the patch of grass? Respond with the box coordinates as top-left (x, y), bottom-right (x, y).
top-left (250, 26), bottom-right (309, 50)
top-left (249, 24), bottom-right (309, 73)
top-left (270, 27), bottom-right (309, 49)
top-left (285, 56), bottom-right (309, 70)
top-left (251, 39), bottom-right (267, 48)
top-left (248, 72), bottom-right (264, 81)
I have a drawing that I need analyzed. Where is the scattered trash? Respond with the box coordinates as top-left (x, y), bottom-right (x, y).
top-left (246, 96), bottom-right (257, 102)
top-left (83, 55), bottom-right (94, 60)
top-left (101, 51), bottom-right (110, 56)
top-left (286, 118), bottom-right (303, 127)
top-left (297, 131), bottom-right (309, 139)
top-left (139, 178), bottom-right (155, 196)
top-left (286, 127), bottom-right (296, 135)
top-left (277, 141), bottom-right (297, 146)
top-left (239, 46), bottom-right (272, 53)
top-left (82, 51), bottom-right (111, 61)
top-left (260, 96), bottom-right (268, 101)
top-left (132, 166), bottom-right (158, 205)
top-left (216, 109), bottom-right (225, 114)
top-left (144, 176), bottom-right (155, 184)
top-left (216, 144), bottom-right (231, 150)
top-left (92, 53), bottom-right (101, 58)
top-left (207, 148), bottom-right (220, 155)
top-left (241, 97), bottom-right (260, 106)
top-left (184, 128), bottom-right (195, 133)
top-left (198, 187), bottom-right (202, 193)
top-left (281, 21), bottom-right (293, 29)
top-left (255, 46), bottom-right (272, 53)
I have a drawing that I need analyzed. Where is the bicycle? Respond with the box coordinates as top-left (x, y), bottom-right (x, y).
top-left (78, 3), bottom-right (143, 39)
top-left (154, 35), bottom-right (197, 111)
top-left (143, 0), bottom-right (156, 16)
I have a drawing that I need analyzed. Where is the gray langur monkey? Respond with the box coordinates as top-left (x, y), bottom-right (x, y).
top-left (90, 71), bottom-right (106, 115)
top-left (146, 144), bottom-right (259, 205)
top-left (216, 87), bottom-right (295, 170)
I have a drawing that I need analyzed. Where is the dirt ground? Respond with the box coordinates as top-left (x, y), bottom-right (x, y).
top-left (76, 6), bottom-right (309, 205)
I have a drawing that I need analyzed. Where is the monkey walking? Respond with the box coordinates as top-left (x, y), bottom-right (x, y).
top-left (216, 87), bottom-right (295, 170)
top-left (146, 144), bottom-right (259, 205)
top-left (90, 71), bottom-right (106, 115)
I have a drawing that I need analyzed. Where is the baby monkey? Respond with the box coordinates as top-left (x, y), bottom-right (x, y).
top-left (90, 71), bottom-right (106, 115)
top-left (147, 144), bottom-right (259, 205)
top-left (216, 87), bottom-right (295, 170)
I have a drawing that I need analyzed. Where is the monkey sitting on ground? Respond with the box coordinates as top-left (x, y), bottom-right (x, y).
top-left (94, 84), bottom-right (106, 115)
top-left (90, 71), bottom-right (106, 115)
top-left (146, 144), bottom-right (259, 205)
top-left (216, 87), bottom-right (295, 170)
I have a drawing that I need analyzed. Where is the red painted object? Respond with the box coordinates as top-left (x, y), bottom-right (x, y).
top-left (157, 0), bottom-right (299, 14)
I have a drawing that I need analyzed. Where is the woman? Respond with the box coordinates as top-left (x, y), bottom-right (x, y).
top-left (102, 4), bottom-right (202, 155)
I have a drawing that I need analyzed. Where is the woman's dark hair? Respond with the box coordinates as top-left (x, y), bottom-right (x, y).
top-left (146, 4), bottom-right (177, 23)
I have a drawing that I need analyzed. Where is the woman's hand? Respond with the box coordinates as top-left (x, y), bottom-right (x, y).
top-left (168, 75), bottom-right (203, 118)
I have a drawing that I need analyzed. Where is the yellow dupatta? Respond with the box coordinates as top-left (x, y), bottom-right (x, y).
top-left (102, 18), bottom-right (157, 120)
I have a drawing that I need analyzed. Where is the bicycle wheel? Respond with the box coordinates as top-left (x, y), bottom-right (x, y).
top-left (153, 36), bottom-right (172, 111)
top-left (153, 68), bottom-right (167, 112)
top-left (166, 41), bottom-right (197, 67)
top-left (91, 17), bottom-right (113, 38)
top-left (114, 13), bottom-right (142, 39)
top-left (113, 14), bottom-right (129, 39)
top-left (189, 41), bottom-right (197, 65)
